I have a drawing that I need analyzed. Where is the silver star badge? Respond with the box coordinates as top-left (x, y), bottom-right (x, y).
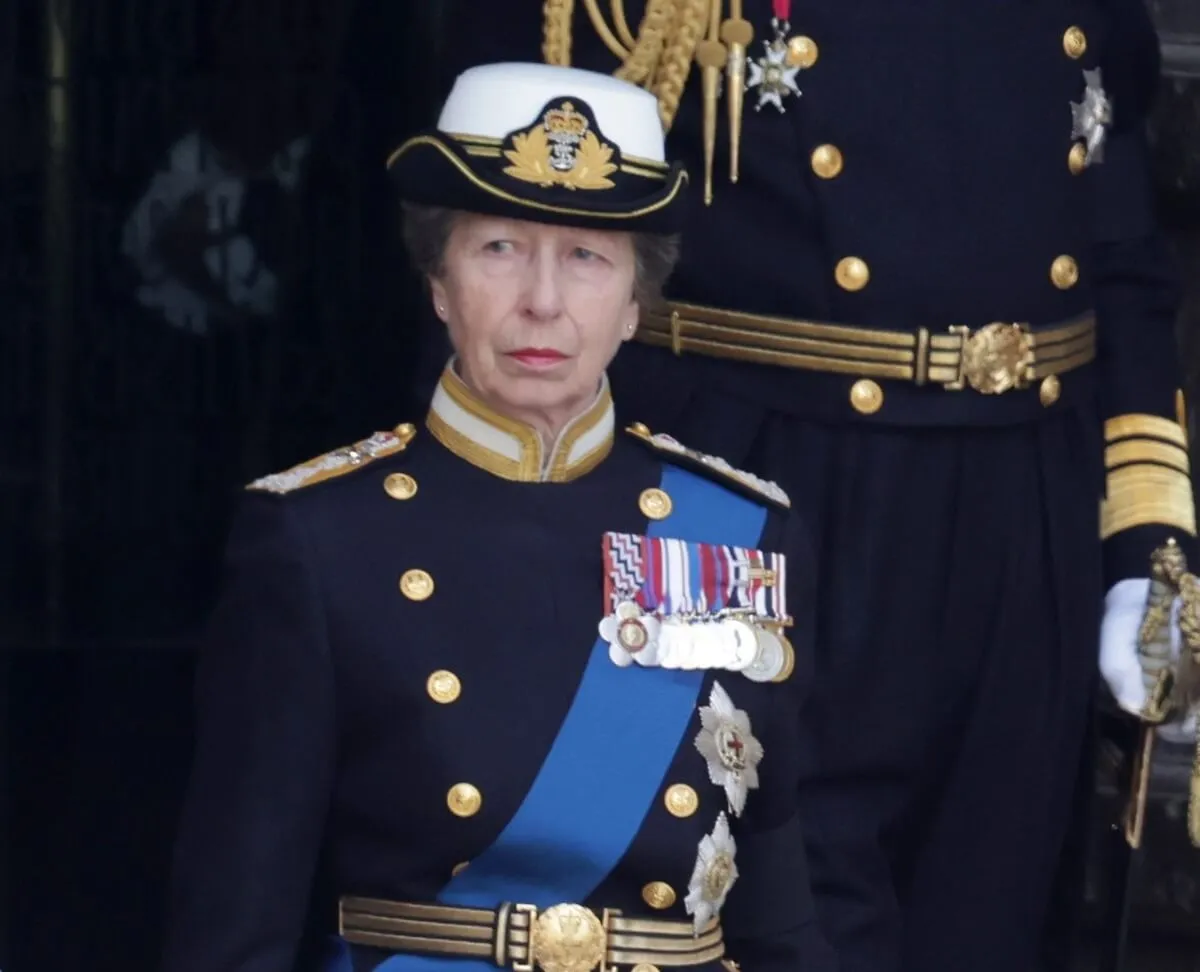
top-left (1070, 68), bottom-right (1112, 167)
top-left (746, 38), bottom-right (801, 112)
top-left (695, 681), bottom-right (763, 816)
top-left (685, 812), bottom-right (739, 933)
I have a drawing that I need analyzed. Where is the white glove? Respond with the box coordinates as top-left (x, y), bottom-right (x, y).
top-left (1099, 577), bottom-right (1193, 738)
top-left (1100, 578), bottom-right (1155, 717)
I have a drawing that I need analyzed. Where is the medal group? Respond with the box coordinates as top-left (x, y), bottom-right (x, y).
top-left (598, 529), bottom-right (794, 681)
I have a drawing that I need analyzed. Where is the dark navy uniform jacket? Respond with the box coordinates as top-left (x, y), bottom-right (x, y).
top-left (437, 0), bottom-right (1194, 586)
top-left (160, 365), bottom-right (836, 972)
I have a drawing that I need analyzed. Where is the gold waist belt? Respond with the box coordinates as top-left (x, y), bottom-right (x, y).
top-left (639, 302), bottom-right (1096, 394)
top-left (339, 896), bottom-right (725, 972)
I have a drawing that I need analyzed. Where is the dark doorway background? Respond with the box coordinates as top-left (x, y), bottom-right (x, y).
top-left (2, 1), bottom-right (1200, 971)
top-left (2, 1), bottom-right (453, 969)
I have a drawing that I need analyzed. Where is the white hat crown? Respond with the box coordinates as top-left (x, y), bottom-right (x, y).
top-left (437, 62), bottom-right (667, 163)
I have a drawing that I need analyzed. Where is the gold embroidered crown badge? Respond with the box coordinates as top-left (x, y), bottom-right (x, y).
top-left (502, 99), bottom-right (618, 191)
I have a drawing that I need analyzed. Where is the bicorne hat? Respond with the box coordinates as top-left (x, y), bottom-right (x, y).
top-left (387, 62), bottom-right (688, 234)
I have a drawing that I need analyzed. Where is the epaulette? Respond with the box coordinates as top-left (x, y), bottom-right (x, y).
top-left (246, 423), bottom-right (417, 495)
top-left (626, 423), bottom-right (790, 511)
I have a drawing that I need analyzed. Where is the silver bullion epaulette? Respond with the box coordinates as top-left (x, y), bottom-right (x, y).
top-left (247, 423), bottom-right (416, 495)
top-left (627, 423), bottom-right (790, 509)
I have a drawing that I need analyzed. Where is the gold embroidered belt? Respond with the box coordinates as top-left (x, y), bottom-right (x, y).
top-left (638, 303), bottom-right (1096, 394)
top-left (338, 897), bottom-right (725, 972)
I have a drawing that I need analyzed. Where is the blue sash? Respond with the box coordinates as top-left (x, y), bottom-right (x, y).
top-left (328, 463), bottom-right (768, 972)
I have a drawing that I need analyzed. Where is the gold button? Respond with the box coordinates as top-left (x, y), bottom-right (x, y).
top-left (632, 965), bottom-right (660, 972)
top-left (1068, 142), bottom-right (1088, 175)
top-left (393, 423), bottom-right (418, 448)
top-left (629, 422), bottom-right (651, 438)
top-left (1040, 375), bottom-right (1062, 407)
top-left (787, 35), bottom-right (819, 68)
top-left (835, 256), bottom-right (870, 291)
top-left (849, 379), bottom-right (884, 415)
top-left (384, 472), bottom-right (418, 500)
top-left (1050, 255), bottom-right (1079, 290)
top-left (400, 569), bottom-right (435, 601)
top-left (451, 861), bottom-right (470, 877)
top-left (664, 783), bottom-right (699, 818)
top-left (639, 487), bottom-right (673, 520)
top-left (447, 783), bottom-right (482, 817)
top-left (426, 670), bottom-right (462, 704)
top-left (642, 881), bottom-right (677, 910)
top-left (810, 144), bottom-right (844, 179)
top-left (1063, 26), bottom-right (1087, 59)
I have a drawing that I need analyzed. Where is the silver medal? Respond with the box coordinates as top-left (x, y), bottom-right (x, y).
top-left (657, 619), bottom-right (689, 669)
top-left (688, 623), bottom-right (722, 669)
top-left (743, 625), bottom-right (785, 682)
top-left (719, 618), bottom-right (759, 671)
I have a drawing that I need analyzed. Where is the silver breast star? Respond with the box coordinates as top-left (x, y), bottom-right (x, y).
top-left (746, 39), bottom-right (801, 112)
top-left (1070, 68), bottom-right (1112, 167)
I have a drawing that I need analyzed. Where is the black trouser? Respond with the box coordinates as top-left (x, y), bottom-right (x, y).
top-left (611, 348), bottom-right (1104, 972)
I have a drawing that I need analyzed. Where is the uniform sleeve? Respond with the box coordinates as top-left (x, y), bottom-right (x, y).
top-left (1090, 0), bottom-right (1197, 584)
top-left (161, 495), bottom-right (337, 972)
top-left (722, 510), bottom-right (839, 972)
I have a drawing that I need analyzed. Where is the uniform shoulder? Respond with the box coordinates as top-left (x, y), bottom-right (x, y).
top-left (245, 422), bottom-right (419, 496)
top-left (624, 422), bottom-right (790, 511)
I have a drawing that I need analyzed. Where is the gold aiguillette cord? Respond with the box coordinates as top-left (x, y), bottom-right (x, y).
top-left (720, 0), bottom-right (753, 183)
top-left (694, 0), bottom-right (727, 205)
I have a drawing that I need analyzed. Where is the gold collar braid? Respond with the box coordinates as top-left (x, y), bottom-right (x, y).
top-left (426, 362), bottom-right (615, 482)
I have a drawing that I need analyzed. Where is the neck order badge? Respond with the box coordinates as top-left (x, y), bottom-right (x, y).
top-left (746, 0), bottom-right (802, 112)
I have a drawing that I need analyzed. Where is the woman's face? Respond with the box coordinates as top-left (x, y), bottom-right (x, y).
top-left (430, 213), bottom-right (639, 429)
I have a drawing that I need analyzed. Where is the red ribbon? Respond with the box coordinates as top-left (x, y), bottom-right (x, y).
top-left (772, 0), bottom-right (791, 22)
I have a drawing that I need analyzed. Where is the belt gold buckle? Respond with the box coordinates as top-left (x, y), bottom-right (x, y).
top-left (513, 903), bottom-right (613, 972)
top-left (945, 322), bottom-right (1034, 394)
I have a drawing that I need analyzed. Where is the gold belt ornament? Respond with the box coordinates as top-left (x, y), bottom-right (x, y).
top-left (338, 897), bottom-right (725, 972)
top-left (639, 302), bottom-right (1096, 392)
top-left (946, 322), bottom-right (1036, 394)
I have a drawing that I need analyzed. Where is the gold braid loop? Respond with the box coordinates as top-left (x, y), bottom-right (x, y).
top-left (615, 0), bottom-right (675, 86)
top-left (540, 0), bottom-right (713, 132)
top-left (582, 0), bottom-right (635, 59)
top-left (611, 0), bottom-right (639, 48)
top-left (651, 0), bottom-right (709, 130)
top-left (543, 0), bottom-right (576, 66)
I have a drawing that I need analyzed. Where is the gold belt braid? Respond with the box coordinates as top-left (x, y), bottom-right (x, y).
top-left (638, 302), bottom-right (1096, 394)
top-left (339, 896), bottom-right (725, 972)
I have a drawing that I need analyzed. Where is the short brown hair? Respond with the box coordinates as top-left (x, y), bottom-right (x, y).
top-left (400, 202), bottom-right (681, 308)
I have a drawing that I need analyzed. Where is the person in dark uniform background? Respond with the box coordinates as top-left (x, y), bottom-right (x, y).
top-left (160, 61), bottom-right (837, 972)
top-left (436, 3), bottom-right (1198, 971)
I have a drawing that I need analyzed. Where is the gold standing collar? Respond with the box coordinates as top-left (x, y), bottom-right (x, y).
top-left (426, 362), bottom-right (614, 482)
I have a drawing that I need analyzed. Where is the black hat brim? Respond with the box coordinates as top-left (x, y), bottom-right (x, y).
top-left (387, 133), bottom-right (689, 235)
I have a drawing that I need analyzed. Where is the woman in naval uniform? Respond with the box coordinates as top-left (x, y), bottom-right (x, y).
top-left (161, 63), bottom-right (837, 972)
